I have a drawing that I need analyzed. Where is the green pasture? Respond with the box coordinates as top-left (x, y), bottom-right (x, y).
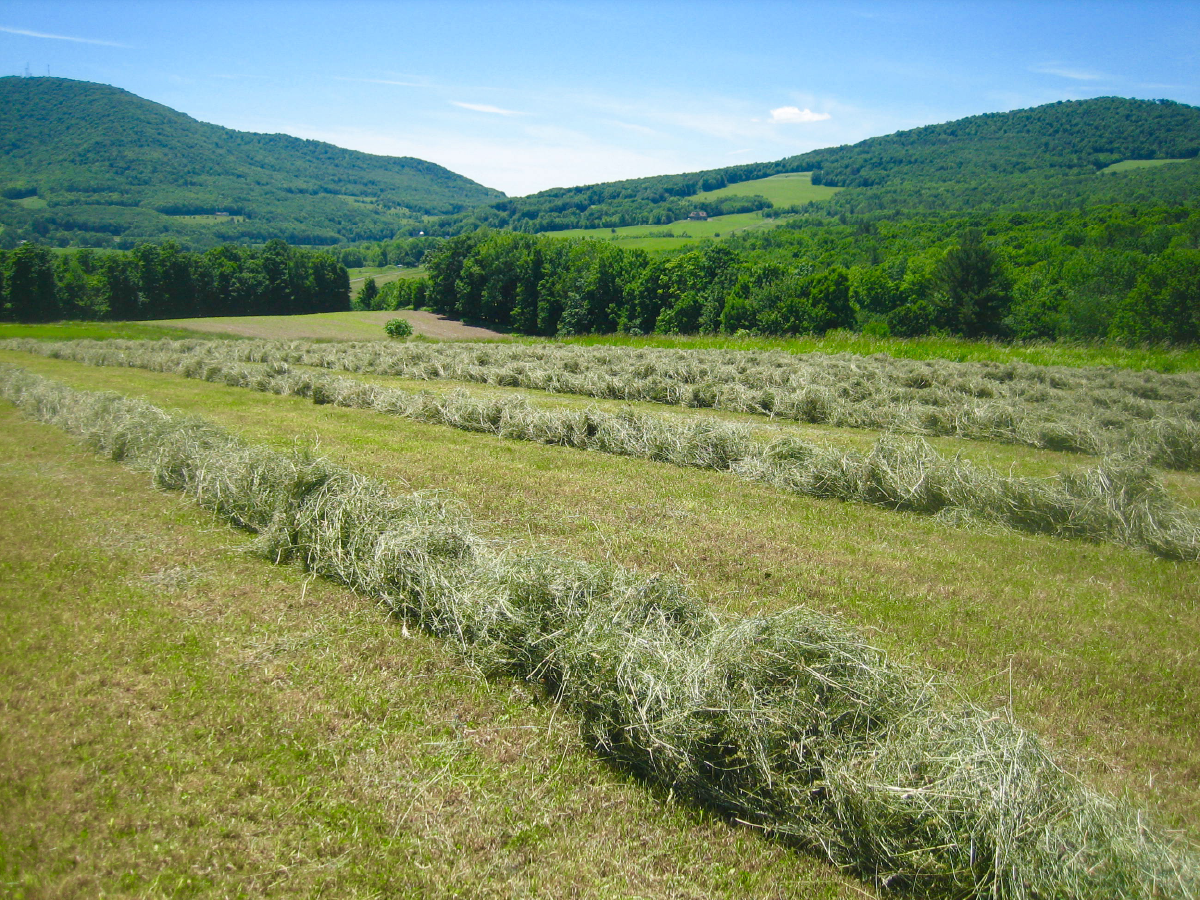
top-left (348, 264), bottom-right (425, 289)
top-left (13, 196), bottom-right (47, 209)
top-left (545, 210), bottom-right (778, 251)
top-left (1098, 158), bottom-right (1189, 174)
top-left (692, 171), bottom-right (842, 206)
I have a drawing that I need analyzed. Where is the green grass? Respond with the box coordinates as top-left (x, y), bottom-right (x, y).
top-left (544, 211), bottom-right (780, 251)
top-left (538, 172), bottom-right (839, 251)
top-left (14, 196), bottom-right (46, 209)
top-left (348, 265), bottom-right (425, 289)
top-left (4, 349), bottom-right (1198, 839)
top-left (1098, 158), bottom-right (1189, 174)
top-left (692, 171), bottom-right (841, 206)
top-left (0, 401), bottom-right (859, 899)
top-left (557, 330), bottom-right (1200, 373)
top-left (0, 320), bottom-right (224, 342)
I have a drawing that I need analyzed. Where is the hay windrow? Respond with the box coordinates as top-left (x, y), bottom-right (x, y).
top-left (1, 364), bottom-right (1196, 900)
top-left (5, 340), bottom-right (1199, 560)
top-left (7, 336), bottom-right (1199, 470)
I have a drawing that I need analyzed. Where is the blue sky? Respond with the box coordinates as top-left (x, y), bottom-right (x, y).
top-left (1, 1), bottom-right (1197, 196)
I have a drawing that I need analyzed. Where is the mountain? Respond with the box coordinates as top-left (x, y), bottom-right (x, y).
top-left (0, 76), bottom-right (504, 248)
top-left (433, 97), bottom-right (1200, 234)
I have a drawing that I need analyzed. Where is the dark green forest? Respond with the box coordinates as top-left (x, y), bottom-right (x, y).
top-left (0, 241), bottom-right (349, 322)
top-left (0, 77), bottom-right (502, 249)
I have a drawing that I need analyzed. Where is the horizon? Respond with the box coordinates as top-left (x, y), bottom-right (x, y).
top-left (1, 1), bottom-right (1198, 197)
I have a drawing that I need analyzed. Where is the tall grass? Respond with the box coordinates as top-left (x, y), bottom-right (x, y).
top-left (1, 363), bottom-right (1195, 900)
top-left (9, 337), bottom-right (1198, 471)
top-left (6, 340), bottom-right (1200, 560)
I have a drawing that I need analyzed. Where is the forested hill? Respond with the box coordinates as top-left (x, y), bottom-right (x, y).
top-left (434, 97), bottom-right (1200, 233)
top-left (0, 77), bottom-right (504, 248)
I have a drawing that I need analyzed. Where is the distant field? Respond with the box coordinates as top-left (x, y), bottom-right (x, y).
top-left (167, 213), bottom-right (247, 223)
top-left (692, 171), bottom-right (841, 206)
top-left (14, 196), bottom-right (47, 209)
top-left (546, 210), bottom-right (779, 251)
top-left (150, 309), bottom-right (506, 341)
top-left (1098, 158), bottom-right (1188, 174)
top-left (348, 265), bottom-right (425, 291)
top-left (543, 174), bottom-right (841, 251)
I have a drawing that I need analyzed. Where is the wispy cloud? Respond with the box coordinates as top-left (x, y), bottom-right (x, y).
top-left (452, 101), bottom-right (526, 116)
top-left (1030, 63), bottom-right (1106, 82)
top-left (336, 76), bottom-right (427, 88)
top-left (0, 25), bottom-right (130, 48)
top-left (769, 106), bottom-right (831, 124)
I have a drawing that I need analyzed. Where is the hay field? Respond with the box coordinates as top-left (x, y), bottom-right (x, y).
top-left (1, 338), bottom-right (1198, 898)
top-left (147, 309), bottom-right (507, 342)
top-left (691, 171), bottom-right (842, 206)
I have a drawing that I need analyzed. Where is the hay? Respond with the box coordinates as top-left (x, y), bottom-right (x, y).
top-left (10, 340), bottom-right (1199, 559)
top-left (2, 363), bottom-right (1197, 900)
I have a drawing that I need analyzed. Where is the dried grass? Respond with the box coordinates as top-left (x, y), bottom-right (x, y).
top-left (2, 363), bottom-right (1197, 900)
top-left (5, 342), bottom-right (1199, 560)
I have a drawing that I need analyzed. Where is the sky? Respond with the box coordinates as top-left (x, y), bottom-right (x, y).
top-left (1, 0), bottom-right (1197, 197)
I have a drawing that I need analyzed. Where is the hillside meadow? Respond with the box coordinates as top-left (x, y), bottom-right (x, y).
top-left (1, 331), bottom-right (1198, 897)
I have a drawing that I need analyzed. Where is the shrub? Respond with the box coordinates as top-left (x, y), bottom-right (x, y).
top-left (384, 318), bottom-right (413, 338)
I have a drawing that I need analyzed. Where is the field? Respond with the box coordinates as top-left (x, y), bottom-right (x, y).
top-left (166, 214), bottom-right (248, 224)
top-left (543, 173), bottom-right (842, 251)
top-left (1098, 158), bottom-right (1189, 174)
top-left (347, 264), bottom-right (426, 293)
top-left (690, 171), bottom-right (842, 206)
top-left (144, 309), bottom-right (506, 342)
top-left (545, 210), bottom-right (779, 251)
top-left (1, 331), bottom-right (1199, 898)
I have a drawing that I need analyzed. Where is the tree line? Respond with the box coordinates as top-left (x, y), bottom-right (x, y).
top-left (370, 203), bottom-right (1200, 345)
top-left (0, 239), bottom-right (349, 322)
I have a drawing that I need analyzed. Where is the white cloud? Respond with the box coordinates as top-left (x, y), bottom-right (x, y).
top-left (769, 106), bottom-right (831, 124)
top-left (0, 24), bottom-right (130, 48)
top-left (1030, 64), bottom-right (1106, 82)
top-left (451, 101), bottom-right (526, 116)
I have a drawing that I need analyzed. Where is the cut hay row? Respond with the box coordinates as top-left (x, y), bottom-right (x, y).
top-left (6, 341), bottom-right (1199, 560)
top-left (1, 364), bottom-right (1196, 900)
top-left (14, 337), bottom-right (1195, 470)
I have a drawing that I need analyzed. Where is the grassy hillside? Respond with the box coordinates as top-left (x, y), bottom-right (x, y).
top-left (0, 77), bottom-right (503, 248)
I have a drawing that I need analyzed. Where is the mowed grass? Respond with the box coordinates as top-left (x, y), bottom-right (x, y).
top-left (0, 321), bottom-right (224, 342)
top-left (559, 330), bottom-right (1200, 373)
top-left (3, 349), bottom-right (1198, 840)
top-left (691, 171), bottom-right (841, 206)
top-left (0, 399), bottom-right (865, 898)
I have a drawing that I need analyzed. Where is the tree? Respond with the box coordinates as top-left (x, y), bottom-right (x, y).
top-left (355, 276), bottom-right (380, 310)
top-left (1109, 249), bottom-right (1200, 344)
top-left (3, 243), bottom-right (59, 322)
top-left (932, 229), bottom-right (1013, 337)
